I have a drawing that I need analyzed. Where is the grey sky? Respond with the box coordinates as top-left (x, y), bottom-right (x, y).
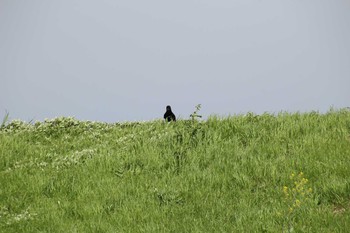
top-left (1, 0), bottom-right (349, 122)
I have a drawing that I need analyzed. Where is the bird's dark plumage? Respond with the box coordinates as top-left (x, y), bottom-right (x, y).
top-left (164, 105), bottom-right (176, 122)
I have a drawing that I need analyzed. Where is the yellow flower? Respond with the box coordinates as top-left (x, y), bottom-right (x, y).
top-left (290, 173), bottom-right (295, 180)
top-left (301, 178), bottom-right (308, 184)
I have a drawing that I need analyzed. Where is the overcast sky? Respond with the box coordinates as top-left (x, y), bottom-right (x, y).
top-left (1, 0), bottom-right (349, 122)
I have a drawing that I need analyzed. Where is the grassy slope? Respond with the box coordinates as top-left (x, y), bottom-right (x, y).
top-left (0, 110), bottom-right (350, 232)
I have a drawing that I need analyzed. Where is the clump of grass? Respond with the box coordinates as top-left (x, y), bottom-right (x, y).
top-left (173, 104), bottom-right (203, 174)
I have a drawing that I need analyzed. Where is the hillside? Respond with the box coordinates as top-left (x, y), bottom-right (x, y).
top-left (1, 110), bottom-right (350, 232)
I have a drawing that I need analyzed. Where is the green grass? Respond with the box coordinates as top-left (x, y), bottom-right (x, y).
top-left (1, 109), bottom-right (350, 232)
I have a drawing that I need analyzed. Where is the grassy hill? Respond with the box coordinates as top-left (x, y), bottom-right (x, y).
top-left (1, 109), bottom-right (350, 232)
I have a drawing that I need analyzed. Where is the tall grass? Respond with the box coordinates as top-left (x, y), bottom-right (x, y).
top-left (0, 111), bottom-right (9, 129)
top-left (0, 109), bottom-right (350, 232)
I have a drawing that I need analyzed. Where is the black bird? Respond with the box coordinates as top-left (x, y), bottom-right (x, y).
top-left (164, 105), bottom-right (176, 122)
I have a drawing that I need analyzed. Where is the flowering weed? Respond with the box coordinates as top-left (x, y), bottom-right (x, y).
top-left (279, 172), bottom-right (314, 232)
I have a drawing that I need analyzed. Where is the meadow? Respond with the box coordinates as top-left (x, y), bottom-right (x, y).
top-left (1, 108), bottom-right (350, 232)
